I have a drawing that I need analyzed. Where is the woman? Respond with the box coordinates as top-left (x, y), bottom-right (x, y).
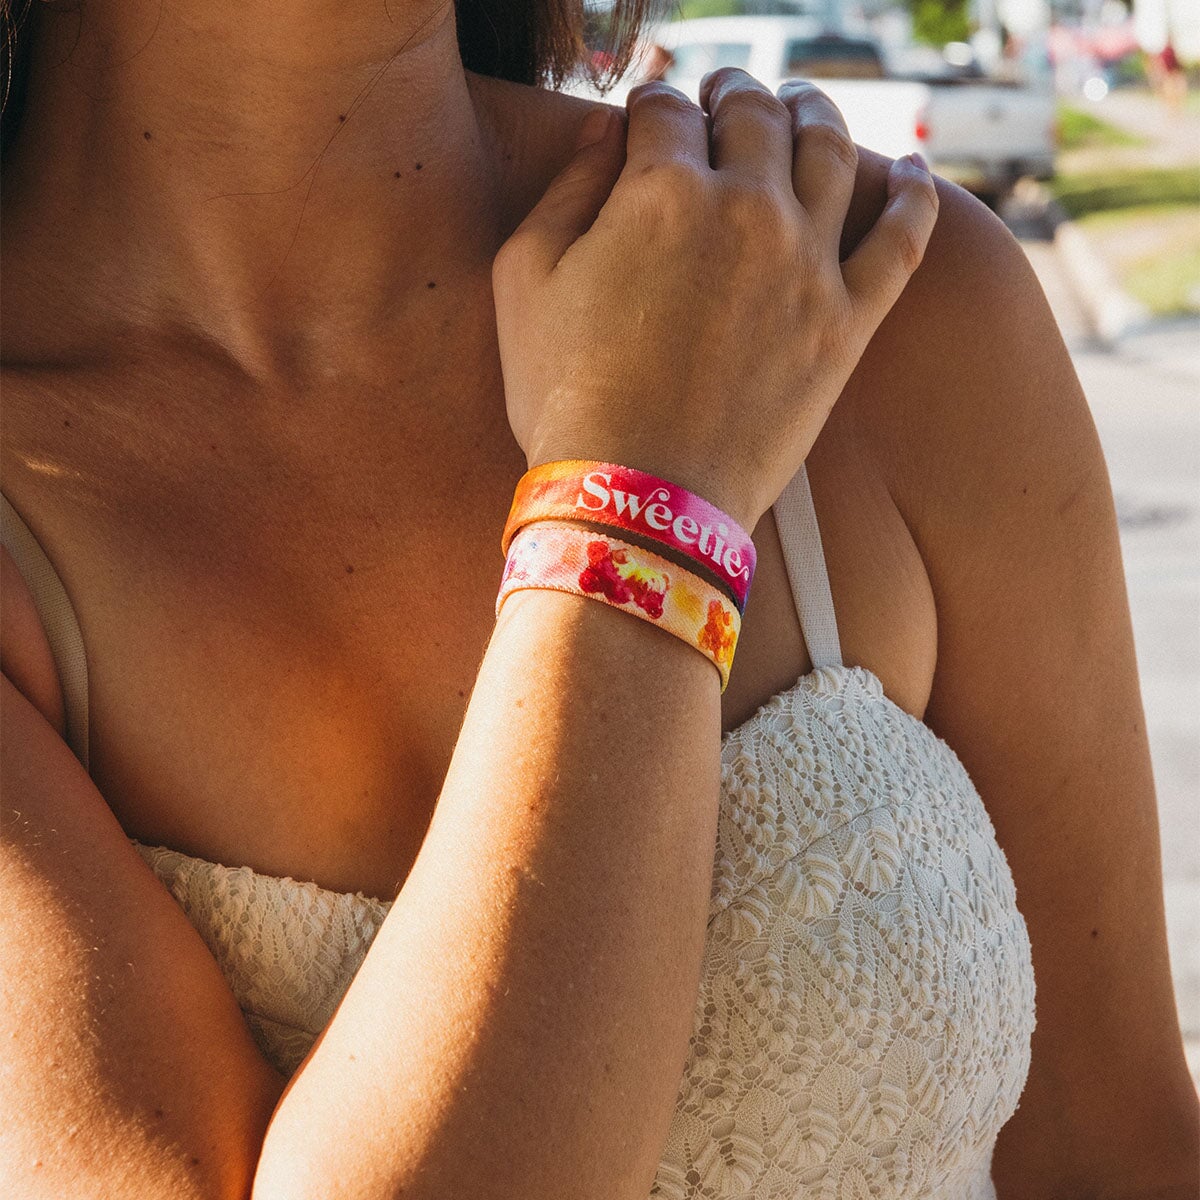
top-left (1, 0), bottom-right (1195, 1195)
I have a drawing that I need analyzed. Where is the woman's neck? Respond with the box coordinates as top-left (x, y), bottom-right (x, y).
top-left (2, 0), bottom-right (512, 382)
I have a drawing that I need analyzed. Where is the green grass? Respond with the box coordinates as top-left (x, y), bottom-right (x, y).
top-left (1056, 104), bottom-right (1142, 151)
top-left (1074, 201), bottom-right (1196, 228)
top-left (1074, 202), bottom-right (1200, 316)
top-left (1052, 166), bottom-right (1200, 219)
top-left (1124, 238), bottom-right (1200, 315)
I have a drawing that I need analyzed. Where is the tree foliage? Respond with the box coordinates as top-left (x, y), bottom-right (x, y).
top-left (677, 0), bottom-right (745, 16)
top-left (908, 0), bottom-right (971, 46)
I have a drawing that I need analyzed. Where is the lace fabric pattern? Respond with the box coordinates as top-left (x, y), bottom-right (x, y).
top-left (134, 664), bottom-right (1036, 1199)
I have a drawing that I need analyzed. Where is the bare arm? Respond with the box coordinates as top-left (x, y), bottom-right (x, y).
top-left (0, 655), bottom-right (286, 1200)
top-left (253, 81), bottom-right (938, 1200)
top-left (866, 180), bottom-right (1199, 1193)
top-left (1, 76), bottom-right (936, 1199)
top-left (252, 588), bottom-right (722, 1197)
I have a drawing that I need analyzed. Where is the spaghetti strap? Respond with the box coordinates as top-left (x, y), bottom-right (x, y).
top-left (0, 491), bottom-right (90, 771)
top-left (0, 464), bottom-right (841, 769)
top-left (770, 462), bottom-right (843, 670)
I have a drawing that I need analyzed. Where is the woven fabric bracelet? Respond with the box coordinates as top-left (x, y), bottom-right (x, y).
top-left (501, 460), bottom-right (756, 614)
top-left (496, 519), bottom-right (741, 692)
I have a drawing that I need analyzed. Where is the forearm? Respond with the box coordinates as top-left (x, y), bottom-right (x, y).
top-left (0, 674), bottom-right (285, 1200)
top-left (253, 586), bottom-right (723, 1200)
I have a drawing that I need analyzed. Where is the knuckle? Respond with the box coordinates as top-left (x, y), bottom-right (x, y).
top-left (896, 222), bottom-right (927, 273)
top-left (627, 81), bottom-right (698, 117)
top-left (778, 79), bottom-right (838, 117)
top-left (918, 175), bottom-right (942, 219)
top-left (778, 78), bottom-right (822, 99)
top-left (720, 85), bottom-right (791, 126)
top-left (635, 159), bottom-right (706, 209)
top-left (897, 168), bottom-right (940, 229)
top-left (803, 122), bottom-right (858, 172)
top-left (702, 65), bottom-right (752, 95)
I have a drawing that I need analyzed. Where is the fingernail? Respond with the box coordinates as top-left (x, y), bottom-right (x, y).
top-left (577, 109), bottom-right (612, 149)
top-left (909, 151), bottom-right (930, 173)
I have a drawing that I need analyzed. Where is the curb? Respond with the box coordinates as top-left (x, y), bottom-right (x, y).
top-left (1038, 188), bottom-right (1153, 347)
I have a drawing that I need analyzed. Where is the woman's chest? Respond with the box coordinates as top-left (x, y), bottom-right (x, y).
top-left (2, 357), bottom-right (937, 899)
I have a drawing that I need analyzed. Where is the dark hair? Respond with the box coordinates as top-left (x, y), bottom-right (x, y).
top-left (1, 0), bottom-right (679, 161)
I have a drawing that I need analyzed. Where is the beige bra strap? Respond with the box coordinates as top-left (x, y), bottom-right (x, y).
top-left (770, 462), bottom-right (844, 670)
top-left (0, 464), bottom-right (837, 769)
top-left (0, 492), bottom-right (90, 771)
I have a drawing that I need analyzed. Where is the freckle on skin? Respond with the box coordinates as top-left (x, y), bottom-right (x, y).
top-left (346, 564), bottom-right (355, 574)
top-left (427, 280), bottom-right (436, 289)
top-left (338, 114), bottom-right (346, 122)
top-left (143, 130), bottom-right (151, 140)
top-left (63, 418), bottom-right (71, 427)
top-left (394, 170), bottom-right (401, 178)
top-left (414, 161), bottom-right (423, 170)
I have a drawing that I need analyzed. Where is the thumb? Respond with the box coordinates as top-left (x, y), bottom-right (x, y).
top-left (500, 108), bottom-right (625, 280)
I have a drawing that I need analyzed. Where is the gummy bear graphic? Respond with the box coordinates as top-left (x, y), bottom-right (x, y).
top-left (697, 598), bottom-right (736, 662)
top-left (579, 541), bottom-right (669, 619)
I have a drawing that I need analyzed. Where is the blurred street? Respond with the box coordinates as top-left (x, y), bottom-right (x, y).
top-left (1003, 190), bottom-right (1200, 1085)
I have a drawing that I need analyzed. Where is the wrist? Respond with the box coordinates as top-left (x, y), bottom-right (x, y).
top-left (494, 585), bottom-right (722, 696)
top-left (497, 521), bottom-right (741, 692)
top-left (505, 458), bottom-right (757, 617)
top-left (525, 442), bottom-right (760, 534)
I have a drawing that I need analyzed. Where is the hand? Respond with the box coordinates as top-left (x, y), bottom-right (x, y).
top-left (490, 70), bottom-right (938, 530)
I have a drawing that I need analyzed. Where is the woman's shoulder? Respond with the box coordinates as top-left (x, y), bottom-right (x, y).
top-left (467, 71), bottom-right (620, 239)
top-left (848, 153), bottom-right (1071, 519)
top-left (484, 72), bottom-right (1052, 501)
top-left (486, 70), bottom-right (1018, 317)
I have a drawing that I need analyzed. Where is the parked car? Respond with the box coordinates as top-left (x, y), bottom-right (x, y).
top-left (561, 15), bottom-right (1057, 204)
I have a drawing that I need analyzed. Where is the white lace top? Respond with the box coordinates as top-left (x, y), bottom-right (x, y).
top-left (1, 465), bottom-right (1036, 1199)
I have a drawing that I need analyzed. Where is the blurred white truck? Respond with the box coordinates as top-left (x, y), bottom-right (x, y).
top-left (562, 15), bottom-right (1057, 204)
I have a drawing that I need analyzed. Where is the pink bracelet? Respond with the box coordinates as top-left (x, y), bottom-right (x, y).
top-left (497, 520), bottom-right (741, 691)
top-left (501, 460), bottom-right (756, 613)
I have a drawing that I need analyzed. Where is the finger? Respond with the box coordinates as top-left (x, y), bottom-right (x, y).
top-left (698, 67), bottom-right (793, 186)
top-left (776, 80), bottom-right (859, 252)
top-left (623, 81), bottom-right (710, 174)
top-left (493, 106), bottom-right (627, 282)
top-left (841, 154), bottom-right (939, 328)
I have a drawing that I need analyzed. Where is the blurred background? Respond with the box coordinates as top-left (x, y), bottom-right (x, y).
top-left (565, 0), bottom-right (1200, 1088)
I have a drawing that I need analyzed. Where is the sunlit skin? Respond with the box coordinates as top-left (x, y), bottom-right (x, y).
top-left (2, 0), bottom-right (1197, 1195)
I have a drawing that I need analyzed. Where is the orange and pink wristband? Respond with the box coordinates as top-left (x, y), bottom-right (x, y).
top-left (497, 520), bottom-right (741, 691)
top-left (502, 460), bottom-right (757, 614)
top-left (496, 461), bottom-right (755, 691)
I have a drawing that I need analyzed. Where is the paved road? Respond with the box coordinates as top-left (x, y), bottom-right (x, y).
top-left (1006, 198), bottom-right (1200, 1085)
